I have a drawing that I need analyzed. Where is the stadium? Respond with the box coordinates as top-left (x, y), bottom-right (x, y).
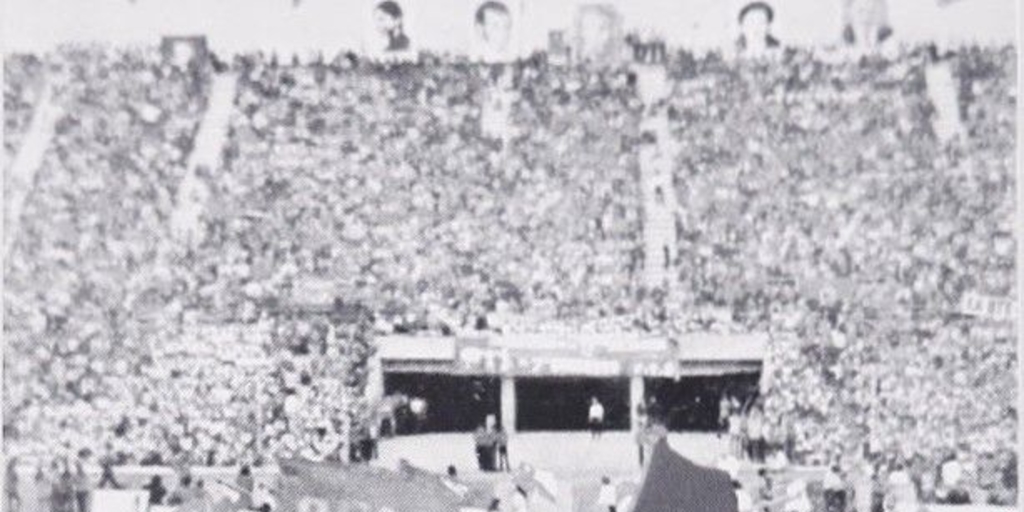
top-left (1, 0), bottom-right (1019, 511)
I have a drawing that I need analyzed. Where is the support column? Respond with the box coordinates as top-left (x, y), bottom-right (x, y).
top-left (365, 355), bottom-right (385, 405)
top-left (501, 376), bottom-right (517, 433)
top-left (630, 375), bottom-right (645, 434)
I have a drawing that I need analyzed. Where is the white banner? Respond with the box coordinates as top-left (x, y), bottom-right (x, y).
top-left (92, 490), bottom-right (150, 512)
top-left (959, 291), bottom-right (1015, 322)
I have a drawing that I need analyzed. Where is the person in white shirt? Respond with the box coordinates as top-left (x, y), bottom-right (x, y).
top-left (588, 397), bottom-right (605, 439)
top-left (408, 397), bottom-right (428, 434)
top-left (597, 476), bottom-right (617, 512)
top-left (728, 412), bottom-right (744, 458)
top-left (886, 463), bottom-right (919, 512)
top-left (784, 479), bottom-right (812, 512)
top-left (938, 454), bottom-right (967, 503)
top-left (746, 408), bottom-right (765, 463)
top-left (852, 461), bottom-right (876, 512)
top-left (253, 482), bottom-right (276, 512)
top-left (734, 481), bottom-right (754, 512)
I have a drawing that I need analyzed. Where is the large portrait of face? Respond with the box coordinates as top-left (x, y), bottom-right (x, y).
top-left (472, 0), bottom-right (520, 62)
top-left (364, 0), bottom-right (415, 58)
top-left (841, 0), bottom-right (892, 47)
top-left (573, 4), bottom-right (624, 66)
top-left (736, 2), bottom-right (780, 55)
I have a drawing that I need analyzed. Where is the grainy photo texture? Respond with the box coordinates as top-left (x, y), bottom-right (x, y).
top-left (0, 1), bottom-right (1018, 512)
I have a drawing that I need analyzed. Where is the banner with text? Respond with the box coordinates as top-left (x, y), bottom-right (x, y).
top-left (959, 292), bottom-right (1015, 322)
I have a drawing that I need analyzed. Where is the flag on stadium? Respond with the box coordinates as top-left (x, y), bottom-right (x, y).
top-left (511, 465), bottom-right (558, 503)
top-left (631, 439), bottom-right (738, 512)
top-left (277, 458), bottom-right (465, 512)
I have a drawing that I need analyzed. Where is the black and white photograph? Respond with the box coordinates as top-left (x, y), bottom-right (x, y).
top-left (0, 1), bottom-right (1020, 512)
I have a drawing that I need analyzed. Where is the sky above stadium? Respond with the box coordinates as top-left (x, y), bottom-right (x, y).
top-left (2, 0), bottom-right (1017, 53)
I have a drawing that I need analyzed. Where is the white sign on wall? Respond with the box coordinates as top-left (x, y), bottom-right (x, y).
top-left (959, 292), bottom-right (1015, 322)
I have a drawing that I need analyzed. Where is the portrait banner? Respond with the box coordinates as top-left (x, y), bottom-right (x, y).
top-left (469, 0), bottom-right (524, 62)
top-left (573, 3), bottom-right (625, 66)
top-left (363, 0), bottom-right (417, 61)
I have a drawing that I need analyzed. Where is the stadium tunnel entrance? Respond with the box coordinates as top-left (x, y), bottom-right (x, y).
top-left (371, 333), bottom-right (766, 434)
top-left (643, 372), bottom-right (760, 432)
top-left (514, 376), bottom-right (631, 431)
top-left (383, 372), bottom-right (501, 433)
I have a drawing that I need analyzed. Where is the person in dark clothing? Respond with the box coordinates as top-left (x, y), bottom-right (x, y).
top-left (166, 475), bottom-right (193, 507)
top-left (474, 425), bottom-right (496, 471)
top-left (496, 425), bottom-right (510, 472)
top-left (237, 465), bottom-right (254, 510)
top-left (5, 458), bottom-right (20, 512)
top-left (823, 465), bottom-right (848, 512)
top-left (73, 461), bottom-right (91, 512)
top-left (97, 459), bottom-right (121, 489)
top-left (52, 469), bottom-right (76, 512)
top-left (143, 475), bottom-right (168, 506)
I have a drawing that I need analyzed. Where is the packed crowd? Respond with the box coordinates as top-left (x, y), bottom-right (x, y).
top-left (662, 46), bottom-right (1017, 501)
top-left (4, 45), bottom-right (212, 463)
top-left (3, 54), bottom-right (45, 167)
top-left (2, 44), bottom-right (1016, 501)
top-left (190, 55), bottom-right (645, 336)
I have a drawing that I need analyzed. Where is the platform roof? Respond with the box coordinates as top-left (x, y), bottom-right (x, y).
top-left (672, 332), bottom-right (768, 362)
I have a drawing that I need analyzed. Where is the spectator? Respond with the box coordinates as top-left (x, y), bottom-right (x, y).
top-left (97, 459), bottom-right (120, 490)
top-left (850, 462), bottom-right (870, 512)
top-left (734, 480), bottom-right (754, 512)
top-left (783, 480), bottom-right (812, 512)
top-left (496, 425), bottom-right (510, 472)
top-left (409, 397), bottom-right (428, 434)
top-left (823, 464), bottom-right (847, 512)
top-left (143, 476), bottom-right (168, 506)
top-left (52, 467), bottom-right (75, 512)
top-left (253, 482), bottom-right (276, 512)
top-left (237, 465), bottom-right (254, 509)
top-left (6, 458), bottom-right (20, 512)
top-left (72, 461), bottom-right (91, 512)
top-left (886, 463), bottom-right (919, 512)
top-left (474, 424), bottom-right (495, 472)
top-left (937, 453), bottom-right (967, 503)
top-left (32, 465), bottom-right (51, 512)
top-left (747, 407), bottom-right (765, 463)
top-left (167, 475), bottom-right (195, 507)
top-left (597, 476), bottom-right (617, 512)
top-left (588, 397), bottom-right (605, 439)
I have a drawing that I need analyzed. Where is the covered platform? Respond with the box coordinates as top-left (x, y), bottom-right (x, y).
top-left (368, 332), bottom-right (768, 434)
